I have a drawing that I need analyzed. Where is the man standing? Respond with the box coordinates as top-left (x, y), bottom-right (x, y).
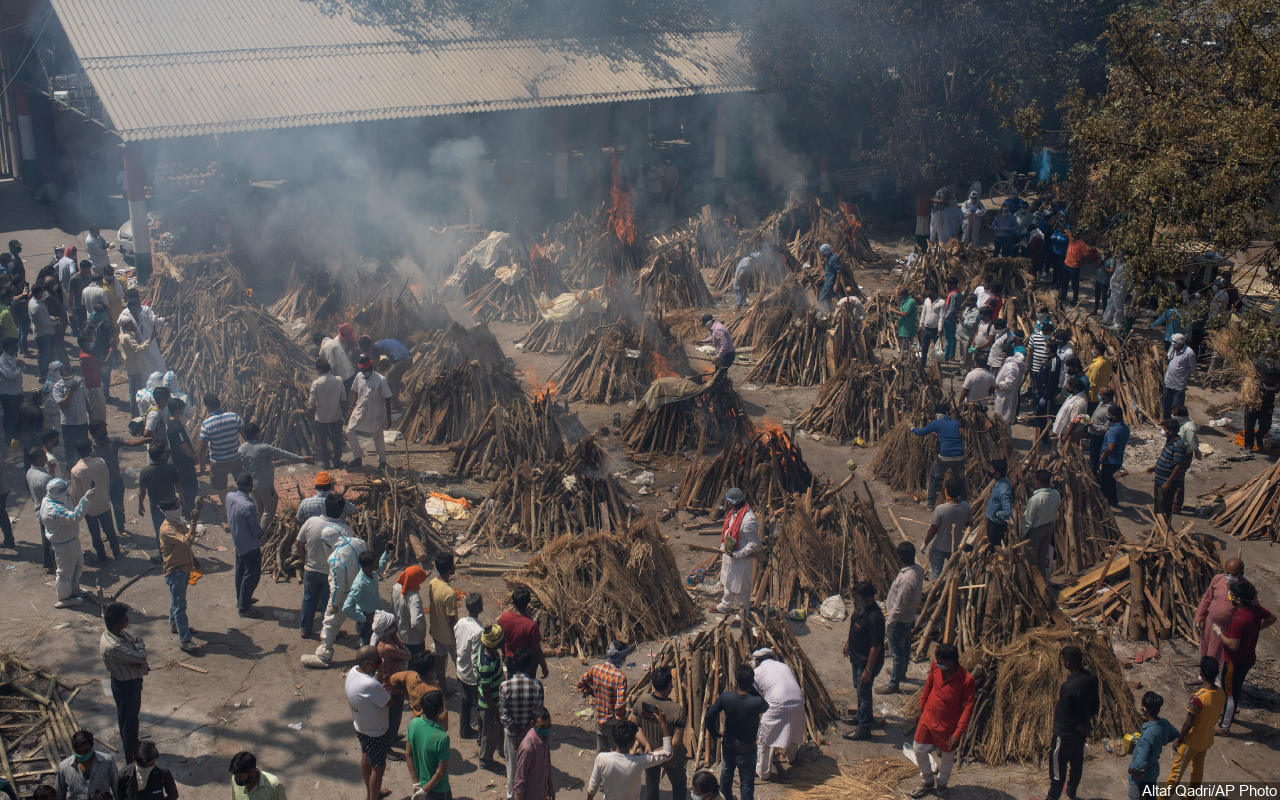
top-left (579, 642), bottom-right (632, 752)
top-left (138, 444), bottom-right (181, 560)
top-left (1052, 377), bottom-right (1089, 445)
top-left (1083, 344), bottom-right (1112, 408)
top-left (498, 587), bottom-right (549, 679)
top-left (28, 283), bottom-right (56, 381)
top-left (26, 448), bottom-right (56, 572)
top-left (1243, 358), bottom-right (1279, 452)
top-left (817, 243), bottom-right (842, 310)
top-left (959, 191), bottom-right (984, 246)
top-left (295, 493), bottom-right (355, 638)
top-left (476, 624), bottom-right (507, 767)
top-left (1020, 469), bottom-right (1062, 581)
top-left (1195, 557), bottom-right (1244, 666)
top-left (238, 422), bottom-right (309, 528)
top-left (296, 471), bottom-right (354, 524)
top-left (909, 643), bottom-right (974, 799)
top-left (305, 524), bottom-right (369, 667)
top-left (917, 286), bottom-right (944, 371)
top-left (197, 394), bottom-right (245, 504)
top-left (1102, 255), bottom-right (1130, 328)
top-left (227, 473), bottom-right (264, 618)
top-left (699, 314), bottom-right (736, 370)
top-left (117, 740), bottom-right (179, 800)
top-left (1127, 692), bottom-right (1178, 800)
top-left (320, 323), bottom-right (359, 388)
top-left (878, 542), bottom-right (924, 696)
top-left (70, 439), bottom-right (122, 561)
top-left (1166, 657), bottom-right (1226, 788)
top-left (1087, 387), bottom-right (1117, 475)
top-left (83, 299), bottom-right (116, 407)
top-left (84, 228), bottom-right (109, 272)
top-left (428, 553), bottom-right (460, 690)
top-left (941, 279), bottom-right (962, 362)
top-left (751, 649), bottom-right (804, 782)
top-left (1213, 579), bottom-right (1274, 734)
top-left (116, 288), bottom-right (166, 376)
top-left (586, 718), bottom-right (673, 800)
top-left (1044, 645), bottom-right (1099, 800)
top-left (101, 602), bottom-right (149, 763)
top-left (310, 358), bottom-right (347, 469)
top-left (704, 665), bottom-right (766, 800)
top-left (715, 488), bottom-right (759, 622)
top-left (1163, 334), bottom-right (1196, 420)
top-left (40, 478), bottom-right (93, 607)
top-left (0, 338), bottom-right (22, 446)
top-left (347, 356), bottom-right (392, 470)
top-left (56, 731), bottom-right (118, 800)
top-left (911, 405), bottom-right (965, 507)
top-left (890, 286), bottom-right (918, 357)
top-left (230, 752), bottom-right (286, 800)
top-left (993, 348), bottom-right (1026, 425)
top-left (843, 581), bottom-right (884, 741)
top-left (924, 481), bottom-right (970, 579)
top-left (928, 191), bottom-right (962, 244)
top-left (501, 650), bottom-right (545, 800)
top-left (346, 646), bottom-right (393, 800)
top-left (628, 666), bottom-right (688, 800)
top-left (49, 361), bottom-right (90, 469)
top-left (959, 363), bottom-right (995, 408)
top-left (1149, 418), bottom-right (1191, 521)
top-left (984, 459), bottom-right (1012, 548)
top-left (454, 592), bottom-right (485, 738)
top-left (1097, 406), bottom-right (1129, 507)
top-left (158, 497), bottom-right (199, 652)
top-left (992, 207), bottom-right (1017, 257)
top-left (513, 707), bottom-right (554, 800)
top-left (408, 691), bottom-right (452, 800)
top-left (985, 319), bottom-right (1013, 373)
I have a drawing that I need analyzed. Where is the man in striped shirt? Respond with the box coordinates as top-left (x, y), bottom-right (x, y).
top-left (197, 393), bottom-right (244, 505)
top-left (1028, 320), bottom-right (1053, 376)
top-left (1148, 418), bottom-right (1191, 521)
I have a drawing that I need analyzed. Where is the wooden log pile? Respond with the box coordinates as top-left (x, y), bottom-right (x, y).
top-left (675, 429), bottom-right (814, 516)
top-left (727, 277), bottom-right (809, 349)
top-left (859, 292), bottom-right (905, 350)
top-left (910, 542), bottom-right (1062, 660)
top-left (450, 390), bottom-right (566, 480)
top-left (505, 517), bottom-right (699, 657)
top-left (411, 322), bottom-right (508, 371)
top-left (635, 238), bottom-right (714, 310)
top-left (517, 285), bottom-right (619, 354)
top-left (465, 253), bottom-right (568, 324)
top-left (871, 420), bottom-right (936, 494)
top-left (466, 439), bottom-right (634, 551)
top-left (836, 483), bottom-right (906, 597)
top-left (261, 513), bottom-right (303, 580)
top-left (796, 360), bottom-right (937, 444)
top-left (352, 282), bottom-right (453, 343)
top-left (920, 626), bottom-right (1139, 765)
top-left (873, 406), bottom-right (1012, 495)
top-left (550, 317), bottom-right (690, 404)
top-left (828, 303), bottom-right (879, 367)
top-left (745, 309), bottom-right (834, 386)
top-left (1209, 458), bottom-right (1280, 541)
top-left (559, 202), bottom-right (646, 288)
top-left (621, 375), bottom-right (753, 457)
top-left (397, 360), bottom-right (522, 445)
top-left (1059, 517), bottom-right (1223, 642)
top-left (269, 267), bottom-right (346, 326)
top-left (630, 612), bottom-right (837, 768)
top-left (0, 657), bottom-right (83, 797)
top-left (346, 475), bottom-right (454, 565)
top-left (1113, 337), bottom-right (1166, 425)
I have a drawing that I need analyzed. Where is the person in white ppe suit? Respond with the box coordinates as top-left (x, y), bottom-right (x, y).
top-left (752, 648), bottom-right (805, 780)
top-left (1102, 256), bottom-right (1130, 328)
top-left (40, 478), bottom-right (95, 607)
top-left (929, 190), bottom-right (963, 244)
top-left (302, 525), bottom-right (367, 667)
top-left (715, 487), bottom-right (759, 621)
top-left (960, 192), bottom-right (985, 246)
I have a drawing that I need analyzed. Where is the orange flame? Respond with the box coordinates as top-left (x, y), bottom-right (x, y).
top-left (608, 155), bottom-right (637, 246)
top-left (839, 200), bottom-right (863, 249)
top-left (650, 351), bottom-right (678, 378)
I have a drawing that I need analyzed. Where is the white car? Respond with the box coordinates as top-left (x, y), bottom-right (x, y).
top-left (116, 219), bottom-right (135, 263)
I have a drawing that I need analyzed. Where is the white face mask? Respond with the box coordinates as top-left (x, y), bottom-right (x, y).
top-left (1037, 313), bottom-right (1049, 322)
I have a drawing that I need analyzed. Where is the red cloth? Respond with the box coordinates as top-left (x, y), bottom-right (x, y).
top-left (498, 609), bottom-right (542, 661)
top-left (396, 565), bottom-right (427, 593)
top-left (1224, 604), bottom-right (1272, 666)
top-left (913, 663), bottom-right (976, 751)
top-left (78, 351), bottom-right (101, 389)
top-left (722, 504), bottom-right (750, 552)
top-left (1195, 574), bottom-right (1236, 662)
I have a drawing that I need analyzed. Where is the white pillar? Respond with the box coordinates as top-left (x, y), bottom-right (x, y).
top-left (123, 143), bottom-right (152, 281)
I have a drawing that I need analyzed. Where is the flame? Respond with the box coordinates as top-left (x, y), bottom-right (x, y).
top-left (608, 155), bottom-right (637, 246)
top-left (839, 200), bottom-right (864, 252)
top-left (531, 381), bottom-right (559, 403)
top-left (650, 351), bottom-right (678, 378)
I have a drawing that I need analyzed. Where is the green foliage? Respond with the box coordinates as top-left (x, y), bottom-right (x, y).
top-left (1065, 0), bottom-right (1280, 285)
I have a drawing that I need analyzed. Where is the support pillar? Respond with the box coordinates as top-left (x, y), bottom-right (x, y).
top-left (123, 143), bottom-right (152, 282)
top-left (14, 87), bottom-right (38, 182)
top-left (553, 109), bottom-right (569, 201)
top-left (712, 101), bottom-right (727, 180)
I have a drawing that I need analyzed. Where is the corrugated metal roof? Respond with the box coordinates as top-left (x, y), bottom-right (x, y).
top-left (47, 0), bottom-right (753, 141)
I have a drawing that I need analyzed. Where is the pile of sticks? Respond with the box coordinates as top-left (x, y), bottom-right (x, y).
top-left (870, 420), bottom-right (936, 494)
top-left (1113, 337), bottom-right (1166, 425)
top-left (352, 282), bottom-right (453, 343)
top-left (675, 428), bottom-right (814, 515)
top-left (828, 303), bottom-right (879, 367)
top-left (269, 267), bottom-right (346, 326)
top-left (465, 439), bottom-right (634, 551)
top-left (559, 202), bottom-right (646, 288)
top-left (727, 277), bottom-right (809, 349)
top-left (745, 310), bottom-right (835, 386)
top-left (465, 255), bottom-right (568, 324)
top-left (261, 514), bottom-right (304, 580)
top-left (0, 657), bottom-right (83, 797)
top-left (1059, 517), bottom-right (1223, 642)
top-left (796, 361), bottom-right (937, 444)
top-left (1209, 458), bottom-right (1280, 541)
top-left (517, 285), bottom-right (618, 354)
top-left (910, 542), bottom-right (1062, 660)
top-left (631, 612), bottom-right (837, 768)
top-left (635, 238), bottom-right (714, 309)
top-left (749, 488), bottom-right (855, 613)
top-left (411, 322), bottom-right (508, 371)
top-left (450, 390), bottom-right (566, 479)
top-left (506, 517), bottom-right (699, 657)
top-left (930, 626), bottom-right (1139, 765)
top-left (397, 360), bottom-right (522, 445)
top-left (550, 318), bottom-right (688, 404)
top-left (621, 375), bottom-right (753, 456)
top-left (346, 475), bottom-right (453, 565)
top-left (832, 482), bottom-right (906, 597)
top-left (877, 406), bottom-right (1013, 495)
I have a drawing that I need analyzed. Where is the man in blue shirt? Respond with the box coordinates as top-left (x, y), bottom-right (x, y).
top-left (911, 404), bottom-right (965, 507)
top-left (984, 459), bottom-right (1012, 547)
top-left (226, 472), bottom-right (264, 618)
top-left (1098, 406), bottom-right (1129, 508)
top-left (1047, 225), bottom-right (1069, 286)
top-left (1128, 692), bottom-right (1177, 800)
top-left (817, 244), bottom-right (842, 311)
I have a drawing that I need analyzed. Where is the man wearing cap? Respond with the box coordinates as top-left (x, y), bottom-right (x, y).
top-left (346, 356), bottom-right (392, 470)
top-left (296, 471), bottom-right (355, 525)
top-left (817, 243), bottom-right (842, 310)
top-left (320, 324), bottom-right (358, 388)
top-left (476, 623), bottom-right (506, 767)
top-left (578, 641), bottom-right (632, 752)
top-left (116, 288), bottom-right (166, 377)
top-left (699, 314), bottom-right (735, 370)
top-left (1163, 334), bottom-right (1196, 421)
top-left (752, 649), bottom-right (804, 781)
top-left (716, 488), bottom-right (759, 622)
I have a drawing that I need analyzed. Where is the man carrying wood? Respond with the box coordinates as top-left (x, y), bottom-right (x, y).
top-left (1020, 469), bottom-right (1061, 581)
top-left (751, 648), bottom-right (804, 782)
top-left (909, 642), bottom-right (974, 798)
top-left (715, 488), bottom-right (759, 622)
top-left (911, 405), bottom-right (965, 507)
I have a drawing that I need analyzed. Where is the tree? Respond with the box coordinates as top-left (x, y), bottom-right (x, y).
top-left (1065, 0), bottom-right (1280, 286)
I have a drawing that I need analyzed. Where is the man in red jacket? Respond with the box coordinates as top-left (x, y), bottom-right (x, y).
top-left (910, 643), bottom-right (975, 798)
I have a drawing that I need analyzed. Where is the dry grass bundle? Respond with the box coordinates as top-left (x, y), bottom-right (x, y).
top-left (631, 612), bottom-right (837, 767)
top-left (621, 374), bottom-right (753, 456)
top-left (926, 626), bottom-right (1139, 764)
top-left (728, 277), bottom-right (810, 348)
top-left (1207, 326), bottom-right (1260, 401)
top-left (911, 541), bottom-right (1062, 660)
top-left (450, 389), bottom-right (566, 479)
top-left (675, 428), bottom-right (814, 515)
top-left (465, 439), bottom-right (634, 551)
top-left (397, 360), bottom-right (522, 444)
top-left (550, 317), bottom-right (690, 404)
top-left (1059, 516), bottom-right (1222, 642)
top-left (745, 309), bottom-right (835, 386)
top-left (1210, 458), bottom-right (1280, 541)
top-left (506, 517), bottom-right (698, 657)
top-left (781, 758), bottom-right (917, 800)
top-left (796, 360), bottom-right (938, 444)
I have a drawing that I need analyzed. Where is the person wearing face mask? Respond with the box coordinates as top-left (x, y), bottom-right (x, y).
top-left (512, 707), bottom-right (554, 800)
top-left (157, 497), bottom-right (200, 653)
top-left (909, 643), bottom-right (974, 799)
top-left (346, 356), bottom-right (392, 470)
top-left (229, 752), bottom-right (286, 800)
top-left (116, 288), bottom-right (166, 377)
top-left (100, 602), bottom-right (149, 764)
top-left (116, 740), bottom-right (178, 800)
top-left (56, 730), bottom-right (118, 800)
top-left (40, 477), bottom-right (95, 607)
top-left (1195, 557), bottom-right (1246, 667)
top-left (689, 771), bottom-right (720, 800)
top-left (715, 488), bottom-right (759, 622)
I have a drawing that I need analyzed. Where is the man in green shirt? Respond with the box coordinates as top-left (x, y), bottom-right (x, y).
top-left (408, 691), bottom-right (451, 799)
top-left (891, 286), bottom-right (919, 355)
top-left (230, 751), bottom-right (287, 800)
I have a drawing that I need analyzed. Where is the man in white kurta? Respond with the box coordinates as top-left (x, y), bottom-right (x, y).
top-left (752, 648), bottom-right (805, 779)
top-left (116, 290), bottom-right (166, 377)
top-left (716, 487), bottom-right (759, 621)
top-left (345, 358), bottom-right (392, 469)
top-left (993, 349), bottom-right (1026, 425)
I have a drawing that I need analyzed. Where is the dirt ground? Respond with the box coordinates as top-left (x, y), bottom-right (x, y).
top-left (1, 193), bottom-right (1277, 800)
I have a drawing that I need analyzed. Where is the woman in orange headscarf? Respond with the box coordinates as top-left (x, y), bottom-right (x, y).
top-left (392, 565), bottom-right (428, 655)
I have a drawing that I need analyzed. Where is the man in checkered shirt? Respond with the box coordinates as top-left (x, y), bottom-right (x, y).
top-left (578, 641), bottom-right (633, 753)
top-left (500, 649), bottom-right (544, 800)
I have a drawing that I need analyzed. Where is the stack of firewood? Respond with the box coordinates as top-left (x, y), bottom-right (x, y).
top-left (635, 238), bottom-right (714, 309)
top-left (1059, 516), bottom-right (1223, 641)
top-left (675, 429), bottom-right (813, 515)
top-left (351, 282), bottom-right (453, 343)
top-left (796, 360), bottom-right (936, 444)
top-left (872, 405), bottom-right (1011, 495)
top-left (1210, 458), bottom-right (1280, 541)
top-left (450, 389), bottom-right (566, 479)
top-left (397, 360), bottom-right (522, 444)
top-left (727, 277), bottom-right (809, 349)
top-left (828, 302), bottom-right (879, 367)
top-left (1113, 337), bottom-right (1167, 425)
top-left (621, 375), bottom-right (753, 456)
top-left (465, 252), bottom-right (568, 324)
top-left (745, 309), bottom-right (835, 386)
top-left (550, 317), bottom-right (690, 404)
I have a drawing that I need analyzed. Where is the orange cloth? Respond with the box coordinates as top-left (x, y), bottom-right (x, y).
top-left (1064, 234), bottom-right (1098, 269)
top-left (396, 565), bottom-right (428, 593)
top-left (913, 662), bottom-right (976, 751)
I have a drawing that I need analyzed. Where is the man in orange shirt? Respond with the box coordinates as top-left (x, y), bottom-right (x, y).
top-left (1059, 231), bottom-right (1099, 307)
top-left (910, 643), bottom-right (975, 798)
